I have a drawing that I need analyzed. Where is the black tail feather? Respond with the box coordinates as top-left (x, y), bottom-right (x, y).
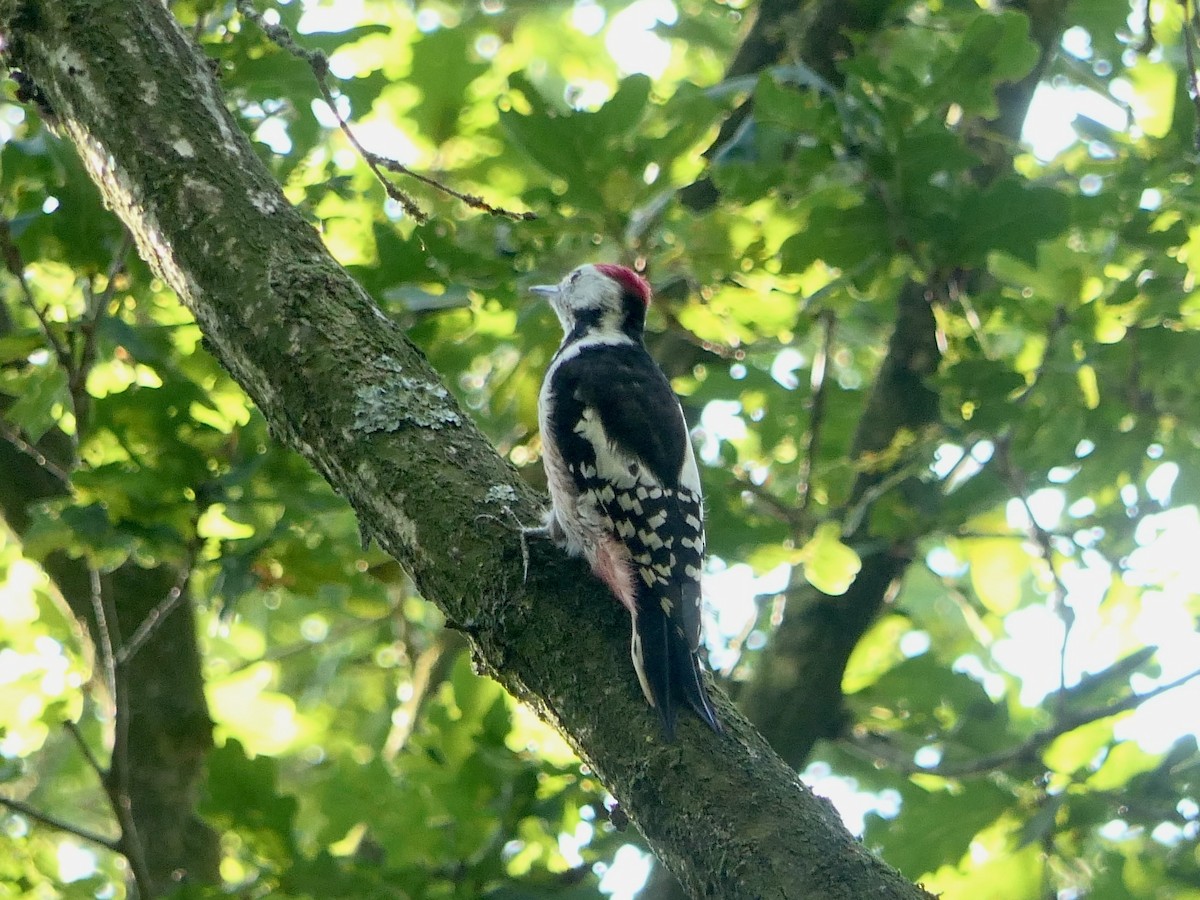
top-left (633, 599), bottom-right (721, 739)
top-left (670, 626), bottom-right (722, 734)
top-left (634, 604), bottom-right (678, 738)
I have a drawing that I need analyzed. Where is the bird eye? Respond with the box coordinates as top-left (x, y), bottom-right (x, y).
top-left (568, 270), bottom-right (582, 285)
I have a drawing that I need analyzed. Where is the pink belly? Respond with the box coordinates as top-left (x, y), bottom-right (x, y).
top-left (591, 537), bottom-right (636, 617)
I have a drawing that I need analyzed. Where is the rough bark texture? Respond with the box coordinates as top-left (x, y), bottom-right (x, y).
top-left (0, 0), bottom-right (934, 897)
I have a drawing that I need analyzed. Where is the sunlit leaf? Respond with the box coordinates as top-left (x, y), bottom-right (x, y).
top-left (796, 521), bottom-right (862, 595)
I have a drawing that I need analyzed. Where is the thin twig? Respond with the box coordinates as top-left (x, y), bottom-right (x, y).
top-left (848, 664), bottom-right (1200, 779)
top-left (88, 567), bottom-right (118, 702)
top-left (114, 583), bottom-right (189, 667)
top-left (87, 567), bottom-right (155, 897)
top-left (1013, 306), bottom-right (1069, 406)
top-left (1136, 0), bottom-right (1156, 52)
top-left (994, 437), bottom-right (1073, 710)
top-left (74, 233), bottom-right (131, 411)
top-left (935, 436), bottom-right (993, 491)
top-left (720, 591), bottom-right (771, 674)
top-left (0, 796), bottom-right (121, 852)
top-left (383, 634), bottom-right (450, 762)
top-left (235, 0), bottom-right (532, 222)
top-left (116, 558), bottom-right (195, 667)
top-left (842, 463), bottom-right (922, 537)
top-left (0, 419), bottom-right (72, 485)
top-left (738, 479), bottom-right (802, 527)
top-left (798, 309), bottom-right (835, 516)
top-left (948, 277), bottom-right (991, 358)
top-left (225, 610), bottom-right (396, 675)
top-left (0, 217), bottom-right (72, 372)
top-left (64, 719), bottom-right (108, 782)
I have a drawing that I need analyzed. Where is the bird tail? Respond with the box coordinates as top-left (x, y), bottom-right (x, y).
top-left (632, 601), bottom-right (721, 739)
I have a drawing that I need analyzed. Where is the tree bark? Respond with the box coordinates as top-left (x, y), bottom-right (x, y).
top-left (0, 0), bottom-right (935, 897)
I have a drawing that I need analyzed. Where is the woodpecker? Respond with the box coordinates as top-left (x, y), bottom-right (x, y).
top-left (528, 263), bottom-right (721, 737)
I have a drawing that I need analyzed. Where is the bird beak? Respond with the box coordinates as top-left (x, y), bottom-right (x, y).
top-left (529, 284), bottom-right (558, 298)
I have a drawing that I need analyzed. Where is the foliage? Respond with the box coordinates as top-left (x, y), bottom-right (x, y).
top-left (1, 0), bottom-right (1199, 898)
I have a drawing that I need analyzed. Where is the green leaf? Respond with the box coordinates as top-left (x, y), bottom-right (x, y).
top-left (864, 779), bottom-right (1012, 878)
top-left (3, 362), bottom-right (67, 443)
top-left (797, 521), bottom-right (862, 595)
top-left (202, 739), bottom-right (299, 861)
top-left (501, 74), bottom-right (652, 212)
top-left (1088, 741), bottom-right (1163, 791)
top-left (407, 27), bottom-right (489, 146)
top-left (962, 533), bottom-right (1027, 615)
top-left (934, 11), bottom-right (1039, 115)
top-left (779, 195), bottom-right (890, 273)
top-left (955, 179), bottom-right (1070, 264)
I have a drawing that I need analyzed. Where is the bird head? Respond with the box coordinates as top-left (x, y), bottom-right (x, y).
top-left (531, 263), bottom-right (652, 341)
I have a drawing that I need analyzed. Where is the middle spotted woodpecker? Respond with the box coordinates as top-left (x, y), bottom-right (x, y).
top-left (528, 263), bottom-right (721, 737)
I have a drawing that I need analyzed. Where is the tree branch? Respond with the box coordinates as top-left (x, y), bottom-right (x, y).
top-left (0, 1), bottom-right (932, 895)
top-left (0, 246), bottom-right (221, 893)
top-left (738, 280), bottom-right (942, 768)
top-left (88, 567), bottom-right (155, 898)
top-left (0, 418), bottom-right (72, 484)
top-left (735, 0), bottom-right (1074, 772)
top-left (64, 718), bottom-right (107, 782)
top-left (115, 540), bottom-right (198, 667)
top-left (0, 216), bottom-right (72, 374)
top-left (235, 0), bottom-right (532, 222)
top-left (0, 796), bottom-right (121, 852)
top-left (680, 0), bottom-right (893, 211)
top-left (847, 664), bottom-right (1200, 779)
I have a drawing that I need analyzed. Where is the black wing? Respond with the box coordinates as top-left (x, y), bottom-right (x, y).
top-left (547, 344), bottom-right (719, 736)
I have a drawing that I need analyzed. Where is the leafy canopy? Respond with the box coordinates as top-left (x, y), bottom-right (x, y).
top-left (1, 1), bottom-right (1199, 898)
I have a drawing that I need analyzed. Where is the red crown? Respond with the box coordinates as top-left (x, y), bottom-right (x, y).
top-left (595, 264), bottom-right (651, 306)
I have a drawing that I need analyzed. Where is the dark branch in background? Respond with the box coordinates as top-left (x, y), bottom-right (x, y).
top-left (0, 213), bottom-right (219, 892)
top-left (64, 719), bottom-right (107, 781)
top-left (738, 280), bottom-right (942, 766)
top-left (90, 564), bottom-right (154, 897)
top-left (648, 34), bottom-right (1085, 900)
top-left (70, 235), bottom-right (132, 437)
top-left (848, 664), bottom-right (1200, 779)
top-left (680, 0), bottom-right (893, 211)
top-left (0, 418), bottom-right (72, 484)
top-left (730, 0), bottom-right (1075, 770)
top-left (235, 0), bottom-right (533, 223)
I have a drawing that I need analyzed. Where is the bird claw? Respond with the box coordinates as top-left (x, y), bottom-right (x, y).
top-left (476, 506), bottom-right (540, 583)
